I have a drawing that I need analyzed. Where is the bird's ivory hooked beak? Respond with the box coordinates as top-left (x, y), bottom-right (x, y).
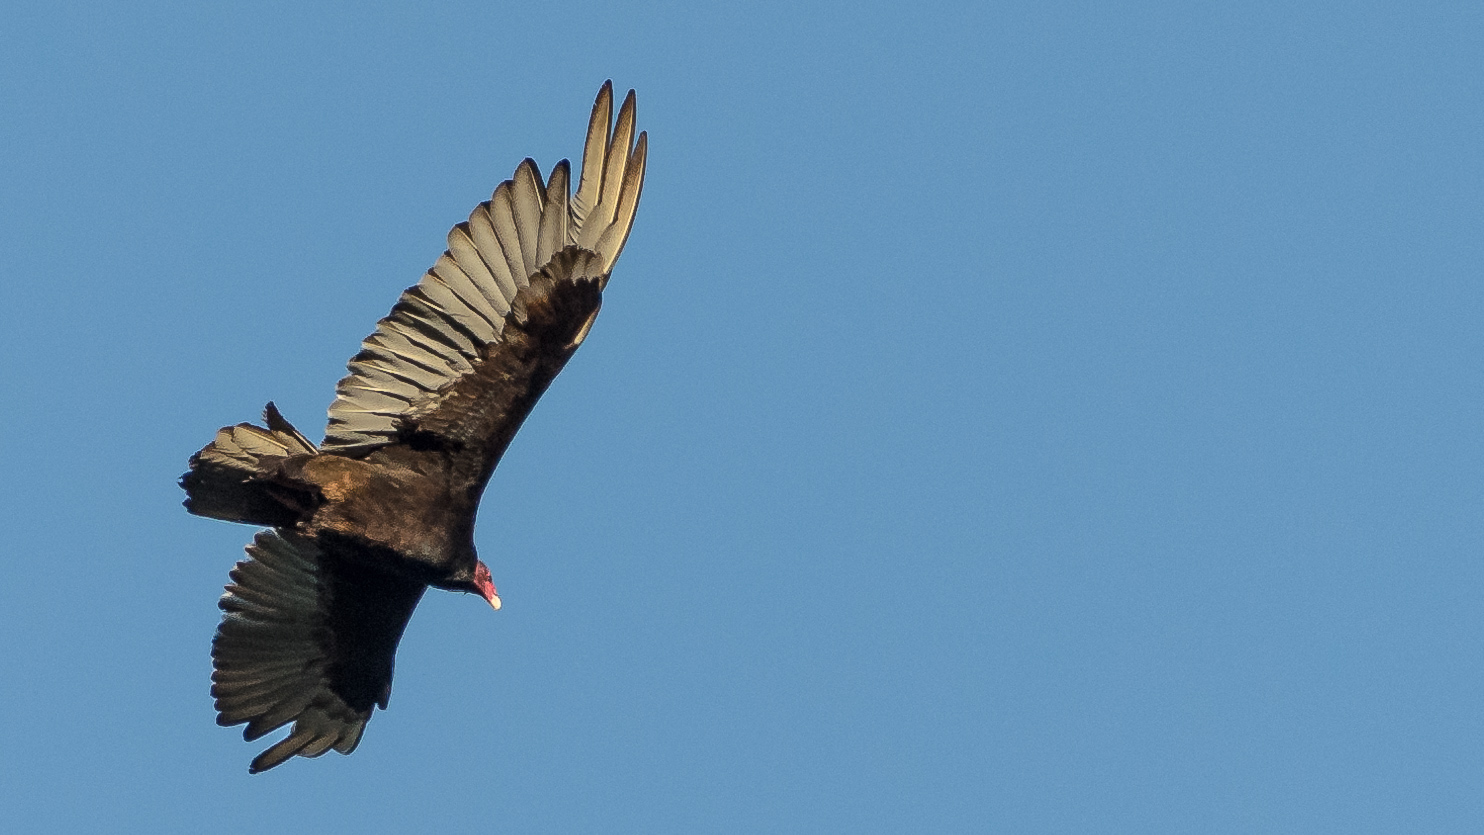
top-left (488, 593), bottom-right (502, 611)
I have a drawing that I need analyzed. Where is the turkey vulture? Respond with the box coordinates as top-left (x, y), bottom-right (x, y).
top-left (180, 82), bottom-right (646, 773)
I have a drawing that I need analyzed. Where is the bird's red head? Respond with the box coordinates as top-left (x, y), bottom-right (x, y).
top-left (473, 560), bottom-right (502, 611)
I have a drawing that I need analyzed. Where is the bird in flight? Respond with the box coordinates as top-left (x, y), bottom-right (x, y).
top-left (180, 82), bottom-right (646, 773)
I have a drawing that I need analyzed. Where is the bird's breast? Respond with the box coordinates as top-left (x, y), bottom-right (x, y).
top-left (296, 453), bottom-right (474, 579)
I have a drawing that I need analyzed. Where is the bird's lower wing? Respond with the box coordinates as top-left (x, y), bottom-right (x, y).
top-left (212, 529), bottom-right (425, 773)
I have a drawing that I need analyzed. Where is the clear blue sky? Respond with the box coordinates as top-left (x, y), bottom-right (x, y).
top-left (2, 2), bottom-right (1481, 831)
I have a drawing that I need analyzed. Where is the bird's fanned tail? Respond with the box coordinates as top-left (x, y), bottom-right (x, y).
top-left (180, 403), bottom-right (319, 527)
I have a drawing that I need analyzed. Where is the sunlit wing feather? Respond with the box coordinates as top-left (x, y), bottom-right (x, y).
top-left (323, 81), bottom-right (647, 450)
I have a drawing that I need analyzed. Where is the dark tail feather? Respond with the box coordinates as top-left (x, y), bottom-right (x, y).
top-left (181, 403), bottom-right (320, 527)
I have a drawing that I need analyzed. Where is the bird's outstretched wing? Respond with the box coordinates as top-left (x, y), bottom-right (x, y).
top-left (212, 529), bottom-right (426, 773)
top-left (322, 82), bottom-right (647, 474)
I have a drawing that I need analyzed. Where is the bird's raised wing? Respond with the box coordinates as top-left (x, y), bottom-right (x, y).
top-left (322, 82), bottom-right (647, 466)
top-left (212, 529), bottom-right (426, 773)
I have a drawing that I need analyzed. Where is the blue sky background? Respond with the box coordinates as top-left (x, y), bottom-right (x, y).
top-left (2, 2), bottom-right (1481, 831)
